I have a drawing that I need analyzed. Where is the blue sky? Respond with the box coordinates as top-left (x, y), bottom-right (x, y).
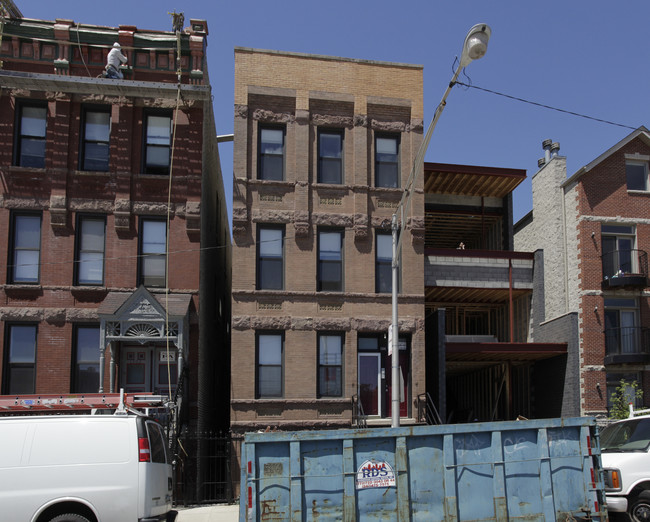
top-left (19, 1), bottom-right (650, 225)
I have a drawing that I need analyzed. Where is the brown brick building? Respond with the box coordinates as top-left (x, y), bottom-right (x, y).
top-left (230, 48), bottom-right (425, 432)
top-left (515, 130), bottom-right (650, 418)
top-left (0, 14), bottom-right (231, 432)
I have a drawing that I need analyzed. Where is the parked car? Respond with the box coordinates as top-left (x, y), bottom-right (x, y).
top-left (0, 413), bottom-right (173, 522)
top-left (602, 413), bottom-right (650, 522)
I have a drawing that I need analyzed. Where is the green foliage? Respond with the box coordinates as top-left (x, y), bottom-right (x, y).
top-left (608, 379), bottom-right (643, 420)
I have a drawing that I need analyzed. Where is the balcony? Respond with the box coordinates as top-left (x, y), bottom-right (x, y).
top-left (604, 327), bottom-right (650, 365)
top-left (602, 249), bottom-right (649, 289)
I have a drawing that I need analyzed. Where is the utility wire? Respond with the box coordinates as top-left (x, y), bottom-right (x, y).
top-left (455, 81), bottom-right (637, 131)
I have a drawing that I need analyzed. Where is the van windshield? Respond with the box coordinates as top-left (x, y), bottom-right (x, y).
top-left (601, 418), bottom-right (650, 452)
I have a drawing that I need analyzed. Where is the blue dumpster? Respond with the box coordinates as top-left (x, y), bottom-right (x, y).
top-left (240, 417), bottom-right (607, 521)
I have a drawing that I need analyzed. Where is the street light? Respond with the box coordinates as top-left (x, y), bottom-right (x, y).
top-left (390, 23), bottom-right (492, 428)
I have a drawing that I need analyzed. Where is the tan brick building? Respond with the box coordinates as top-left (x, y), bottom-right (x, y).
top-left (231, 48), bottom-right (425, 431)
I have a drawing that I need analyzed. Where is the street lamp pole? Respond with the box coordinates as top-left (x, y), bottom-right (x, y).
top-left (390, 23), bottom-right (492, 428)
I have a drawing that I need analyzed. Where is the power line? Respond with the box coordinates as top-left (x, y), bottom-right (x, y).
top-left (455, 81), bottom-right (637, 131)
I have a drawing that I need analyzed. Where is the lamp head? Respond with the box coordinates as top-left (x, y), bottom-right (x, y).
top-left (459, 23), bottom-right (491, 68)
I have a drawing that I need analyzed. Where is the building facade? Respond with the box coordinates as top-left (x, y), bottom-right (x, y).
top-left (515, 131), bottom-right (650, 418)
top-left (231, 48), bottom-right (425, 433)
top-left (0, 14), bottom-right (231, 432)
top-left (424, 162), bottom-right (570, 422)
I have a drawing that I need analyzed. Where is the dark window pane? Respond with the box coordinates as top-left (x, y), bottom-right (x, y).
top-left (9, 367), bottom-right (34, 394)
top-left (259, 259), bottom-right (283, 289)
top-left (626, 163), bottom-right (647, 191)
top-left (83, 143), bottom-right (109, 171)
top-left (376, 163), bottom-right (399, 188)
top-left (319, 367), bottom-right (342, 396)
top-left (376, 263), bottom-right (392, 293)
top-left (260, 155), bottom-right (283, 181)
top-left (146, 145), bottom-right (170, 169)
top-left (20, 139), bottom-right (46, 168)
top-left (319, 159), bottom-right (342, 184)
top-left (9, 326), bottom-right (36, 362)
top-left (76, 364), bottom-right (99, 392)
top-left (259, 366), bottom-right (282, 396)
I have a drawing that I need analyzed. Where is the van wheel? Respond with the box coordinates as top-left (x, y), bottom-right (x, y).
top-left (49, 515), bottom-right (91, 522)
top-left (629, 490), bottom-right (650, 522)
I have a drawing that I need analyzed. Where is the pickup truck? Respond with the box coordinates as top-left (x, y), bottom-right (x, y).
top-left (601, 410), bottom-right (650, 522)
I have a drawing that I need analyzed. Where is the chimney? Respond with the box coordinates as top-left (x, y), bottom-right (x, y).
top-left (538, 139), bottom-right (561, 167)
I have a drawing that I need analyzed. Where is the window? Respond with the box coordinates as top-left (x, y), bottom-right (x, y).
top-left (257, 332), bottom-right (283, 398)
top-left (81, 108), bottom-right (110, 171)
top-left (626, 161), bottom-right (648, 191)
top-left (144, 113), bottom-right (172, 174)
top-left (75, 216), bottom-right (105, 285)
top-left (257, 226), bottom-right (284, 290)
top-left (376, 231), bottom-right (393, 293)
top-left (9, 213), bottom-right (41, 284)
top-left (4, 324), bottom-right (37, 394)
top-left (139, 219), bottom-right (166, 287)
top-left (375, 134), bottom-right (399, 188)
top-left (73, 325), bottom-right (100, 393)
top-left (15, 103), bottom-right (47, 168)
top-left (602, 224), bottom-right (637, 278)
top-left (318, 130), bottom-right (343, 184)
top-left (607, 372), bottom-right (641, 411)
top-left (318, 333), bottom-right (343, 397)
top-left (258, 126), bottom-right (284, 180)
top-left (604, 298), bottom-right (639, 356)
top-left (318, 229), bottom-right (343, 291)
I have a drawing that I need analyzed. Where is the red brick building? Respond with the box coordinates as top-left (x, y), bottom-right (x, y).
top-left (515, 130), bottom-right (650, 418)
top-left (0, 14), bottom-right (231, 432)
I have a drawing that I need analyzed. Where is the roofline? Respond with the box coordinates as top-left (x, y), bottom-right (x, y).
top-left (562, 126), bottom-right (650, 188)
top-left (425, 161), bottom-right (526, 178)
top-left (0, 70), bottom-right (210, 100)
top-left (234, 46), bottom-right (423, 70)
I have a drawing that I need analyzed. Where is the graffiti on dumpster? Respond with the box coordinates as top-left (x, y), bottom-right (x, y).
top-left (355, 460), bottom-right (396, 490)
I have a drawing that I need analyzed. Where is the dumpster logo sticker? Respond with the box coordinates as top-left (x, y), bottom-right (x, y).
top-left (356, 460), bottom-right (396, 489)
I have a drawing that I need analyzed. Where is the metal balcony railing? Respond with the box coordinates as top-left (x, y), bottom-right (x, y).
top-left (604, 327), bottom-right (650, 357)
top-left (601, 249), bottom-right (648, 282)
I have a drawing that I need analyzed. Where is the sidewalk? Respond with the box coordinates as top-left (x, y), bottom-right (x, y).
top-left (174, 504), bottom-right (239, 522)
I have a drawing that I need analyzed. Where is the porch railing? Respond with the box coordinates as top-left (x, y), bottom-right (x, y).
top-left (417, 392), bottom-right (443, 425)
top-left (351, 394), bottom-right (367, 428)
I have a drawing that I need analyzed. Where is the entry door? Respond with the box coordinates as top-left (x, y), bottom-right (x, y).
top-left (154, 347), bottom-right (178, 396)
top-left (122, 346), bottom-right (150, 393)
top-left (122, 346), bottom-right (178, 396)
top-left (358, 353), bottom-right (381, 416)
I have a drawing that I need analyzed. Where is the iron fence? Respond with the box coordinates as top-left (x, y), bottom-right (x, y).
top-left (173, 430), bottom-right (234, 506)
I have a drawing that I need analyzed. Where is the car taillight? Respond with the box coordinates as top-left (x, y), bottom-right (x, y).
top-left (139, 437), bottom-right (151, 462)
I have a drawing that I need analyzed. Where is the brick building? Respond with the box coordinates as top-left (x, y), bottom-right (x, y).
top-left (515, 130), bottom-right (650, 418)
top-left (230, 48), bottom-right (425, 432)
top-left (0, 14), bottom-right (231, 433)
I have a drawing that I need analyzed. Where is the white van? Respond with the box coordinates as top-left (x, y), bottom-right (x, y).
top-left (601, 414), bottom-right (650, 522)
top-left (0, 413), bottom-right (173, 522)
